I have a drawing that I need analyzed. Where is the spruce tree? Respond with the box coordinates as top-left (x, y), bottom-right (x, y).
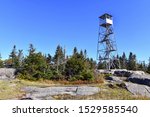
top-left (46, 54), bottom-right (52, 64)
top-left (73, 47), bottom-right (77, 55)
top-left (0, 53), bottom-right (4, 68)
top-left (23, 52), bottom-right (48, 80)
top-left (127, 52), bottom-right (137, 70)
top-left (9, 45), bottom-right (18, 68)
top-left (137, 61), bottom-right (146, 71)
top-left (84, 49), bottom-right (87, 59)
top-left (119, 52), bottom-right (127, 69)
top-left (65, 52), bottom-right (85, 78)
top-left (65, 48), bottom-right (94, 81)
top-left (147, 58), bottom-right (150, 74)
top-left (80, 50), bottom-right (84, 59)
top-left (53, 45), bottom-right (65, 73)
top-left (29, 44), bottom-right (36, 55)
top-left (97, 61), bottom-right (105, 69)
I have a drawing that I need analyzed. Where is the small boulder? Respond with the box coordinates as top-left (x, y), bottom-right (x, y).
top-left (125, 82), bottom-right (150, 98)
top-left (130, 71), bottom-right (145, 75)
top-left (0, 68), bottom-right (16, 80)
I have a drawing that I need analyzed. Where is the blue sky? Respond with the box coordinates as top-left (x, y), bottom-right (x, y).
top-left (0, 0), bottom-right (150, 62)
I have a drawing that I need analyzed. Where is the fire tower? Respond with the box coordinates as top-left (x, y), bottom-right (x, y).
top-left (97, 13), bottom-right (118, 70)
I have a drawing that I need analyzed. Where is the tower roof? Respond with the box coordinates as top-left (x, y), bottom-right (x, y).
top-left (99, 13), bottom-right (112, 19)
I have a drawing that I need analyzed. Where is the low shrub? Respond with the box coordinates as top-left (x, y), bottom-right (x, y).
top-left (81, 70), bottom-right (94, 81)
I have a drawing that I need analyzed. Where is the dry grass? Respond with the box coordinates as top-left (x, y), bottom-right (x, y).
top-left (19, 79), bottom-right (59, 87)
top-left (0, 80), bottom-right (24, 100)
top-left (18, 74), bottom-right (104, 87)
top-left (0, 77), bottom-right (150, 100)
top-left (55, 79), bottom-right (104, 86)
top-left (81, 84), bottom-right (150, 100)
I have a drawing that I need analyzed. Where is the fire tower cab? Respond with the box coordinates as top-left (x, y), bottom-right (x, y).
top-left (99, 13), bottom-right (113, 27)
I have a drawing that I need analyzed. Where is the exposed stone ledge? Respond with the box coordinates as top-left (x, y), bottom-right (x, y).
top-left (0, 68), bottom-right (16, 80)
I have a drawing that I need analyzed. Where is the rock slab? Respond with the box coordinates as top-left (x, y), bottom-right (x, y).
top-left (106, 76), bottom-right (124, 83)
top-left (22, 86), bottom-right (100, 100)
top-left (128, 74), bottom-right (150, 87)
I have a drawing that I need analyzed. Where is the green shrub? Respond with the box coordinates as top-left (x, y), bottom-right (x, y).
top-left (51, 72), bottom-right (65, 81)
top-left (43, 72), bottom-right (53, 80)
top-left (81, 70), bottom-right (94, 81)
top-left (69, 77), bottom-right (77, 81)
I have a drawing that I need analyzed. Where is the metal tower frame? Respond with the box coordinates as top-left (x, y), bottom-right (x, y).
top-left (97, 13), bottom-right (118, 70)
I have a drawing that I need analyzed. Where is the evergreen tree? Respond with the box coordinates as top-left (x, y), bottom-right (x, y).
top-left (28, 44), bottom-right (36, 55)
top-left (46, 54), bottom-right (52, 64)
top-left (112, 54), bottom-right (120, 69)
top-left (9, 45), bottom-right (18, 68)
top-left (65, 49), bottom-right (94, 81)
top-left (22, 52), bottom-right (48, 80)
top-left (18, 44), bottom-right (52, 80)
top-left (127, 52), bottom-right (137, 70)
top-left (97, 61), bottom-right (105, 69)
top-left (147, 58), bottom-right (150, 74)
top-left (88, 58), bottom-right (96, 69)
top-left (73, 47), bottom-right (77, 55)
top-left (84, 49), bottom-right (87, 59)
top-left (122, 52), bottom-right (127, 69)
top-left (79, 50), bottom-right (84, 59)
top-left (0, 53), bottom-right (4, 68)
top-left (119, 52), bottom-right (127, 69)
top-left (137, 61), bottom-right (146, 71)
top-left (53, 45), bottom-right (65, 73)
top-left (65, 53), bottom-right (85, 77)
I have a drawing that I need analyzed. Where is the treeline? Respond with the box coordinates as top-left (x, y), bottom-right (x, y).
top-left (0, 44), bottom-right (150, 81)
top-left (0, 44), bottom-right (96, 81)
top-left (98, 52), bottom-right (150, 74)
